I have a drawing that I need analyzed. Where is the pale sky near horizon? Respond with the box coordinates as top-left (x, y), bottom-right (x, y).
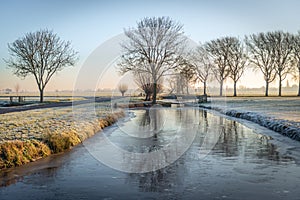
top-left (1, 0), bottom-right (300, 92)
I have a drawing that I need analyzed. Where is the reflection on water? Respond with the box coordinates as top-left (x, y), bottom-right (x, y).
top-left (0, 108), bottom-right (300, 200)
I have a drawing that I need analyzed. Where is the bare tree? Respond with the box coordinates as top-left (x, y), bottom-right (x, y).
top-left (14, 83), bottom-right (20, 96)
top-left (189, 44), bottom-right (212, 95)
top-left (6, 29), bottom-right (78, 102)
top-left (134, 72), bottom-right (153, 101)
top-left (166, 76), bottom-right (176, 94)
top-left (267, 31), bottom-right (294, 96)
top-left (227, 37), bottom-right (248, 97)
top-left (292, 31), bottom-right (300, 96)
top-left (134, 72), bottom-right (163, 101)
top-left (178, 64), bottom-right (194, 94)
top-left (205, 37), bottom-right (233, 96)
top-left (118, 17), bottom-right (186, 104)
top-left (118, 83), bottom-right (128, 97)
top-left (245, 33), bottom-right (276, 96)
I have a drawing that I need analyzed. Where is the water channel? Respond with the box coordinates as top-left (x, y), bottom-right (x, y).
top-left (1, 107), bottom-right (300, 200)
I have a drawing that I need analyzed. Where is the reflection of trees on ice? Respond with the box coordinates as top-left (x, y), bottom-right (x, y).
top-left (120, 108), bottom-right (198, 173)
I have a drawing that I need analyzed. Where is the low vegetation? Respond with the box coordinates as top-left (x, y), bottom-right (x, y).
top-left (0, 140), bottom-right (51, 169)
top-left (0, 102), bottom-right (124, 169)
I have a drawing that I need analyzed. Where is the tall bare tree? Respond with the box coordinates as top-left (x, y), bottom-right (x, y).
top-left (267, 31), bottom-right (294, 96)
top-left (245, 33), bottom-right (276, 96)
top-left (118, 83), bottom-right (128, 97)
top-left (189, 44), bottom-right (212, 95)
top-left (205, 37), bottom-right (233, 96)
top-left (227, 37), bottom-right (248, 97)
top-left (292, 31), bottom-right (300, 96)
top-left (118, 17), bottom-right (186, 104)
top-left (6, 29), bottom-right (78, 102)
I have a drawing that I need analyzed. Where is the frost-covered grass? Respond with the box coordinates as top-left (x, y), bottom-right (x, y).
top-left (201, 97), bottom-right (300, 141)
top-left (0, 102), bottom-right (124, 169)
top-left (207, 97), bottom-right (300, 122)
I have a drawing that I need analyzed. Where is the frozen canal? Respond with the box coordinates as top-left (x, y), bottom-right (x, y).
top-left (1, 107), bottom-right (300, 200)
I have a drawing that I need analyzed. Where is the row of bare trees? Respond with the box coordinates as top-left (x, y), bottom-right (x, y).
top-left (245, 31), bottom-right (300, 96)
top-left (185, 32), bottom-right (300, 97)
top-left (119, 17), bottom-right (300, 102)
top-left (186, 37), bottom-right (248, 97)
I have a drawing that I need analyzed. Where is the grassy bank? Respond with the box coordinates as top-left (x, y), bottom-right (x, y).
top-left (0, 102), bottom-right (124, 169)
top-left (199, 97), bottom-right (300, 142)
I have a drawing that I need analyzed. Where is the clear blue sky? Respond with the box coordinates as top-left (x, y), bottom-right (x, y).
top-left (1, 0), bottom-right (300, 91)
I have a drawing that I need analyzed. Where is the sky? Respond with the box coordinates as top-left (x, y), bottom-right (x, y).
top-left (1, 0), bottom-right (300, 92)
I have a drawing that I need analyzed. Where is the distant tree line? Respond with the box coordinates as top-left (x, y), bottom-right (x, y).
top-left (119, 17), bottom-right (300, 101)
top-left (6, 18), bottom-right (300, 103)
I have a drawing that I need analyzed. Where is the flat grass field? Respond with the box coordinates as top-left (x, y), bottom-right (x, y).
top-left (207, 96), bottom-right (300, 122)
top-left (0, 102), bottom-right (114, 142)
top-left (0, 101), bottom-right (124, 169)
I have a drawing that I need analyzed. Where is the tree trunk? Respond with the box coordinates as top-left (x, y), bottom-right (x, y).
top-left (186, 81), bottom-right (189, 95)
top-left (152, 81), bottom-right (157, 104)
top-left (203, 81), bottom-right (207, 95)
top-left (219, 80), bottom-right (223, 96)
top-left (278, 74), bottom-right (282, 96)
top-left (298, 69), bottom-right (300, 96)
top-left (278, 74), bottom-right (282, 97)
top-left (265, 81), bottom-right (269, 97)
top-left (233, 81), bottom-right (237, 97)
top-left (39, 89), bottom-right (44, 103)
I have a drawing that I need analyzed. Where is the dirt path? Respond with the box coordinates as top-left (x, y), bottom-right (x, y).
top-left (0, 97), bottom-right (114, 114)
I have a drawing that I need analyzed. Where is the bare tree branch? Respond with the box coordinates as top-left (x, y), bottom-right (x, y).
top-left (188, 44), bottom-right (212, 95)
top-left (245, 32), bottom-right (276, 96)
top-left (267, 31), bottom-right (294, 96)
top-left (205, 37), bottom-right (233, 96)
top-left (292, 31), bottom-right (300, 96)
top-left (227, 37), bottom-right (248, 96)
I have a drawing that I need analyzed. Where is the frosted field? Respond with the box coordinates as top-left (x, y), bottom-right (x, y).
top-left (208, 97), bottom-right (300, 122)
top-left (202, 97), bottom-right (300, 140)
top-left (0, 102), bottom-right (115, 142)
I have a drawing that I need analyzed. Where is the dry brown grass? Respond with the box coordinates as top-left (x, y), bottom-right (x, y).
top-left (0, 140), bottom-right (51, 169)
top-left (42, 111), bottom-right (124, 154)
top-left (43, 131), bottom-right (81, 153)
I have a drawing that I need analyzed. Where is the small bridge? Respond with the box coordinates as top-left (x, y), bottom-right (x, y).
top-left (159, 94), bottom-right (208, 107)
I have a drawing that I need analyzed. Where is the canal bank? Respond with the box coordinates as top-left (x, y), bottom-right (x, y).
top-left (198, 97), bottom-right (300, 142)
top-left (0, 102), bottom-right (125, 169)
